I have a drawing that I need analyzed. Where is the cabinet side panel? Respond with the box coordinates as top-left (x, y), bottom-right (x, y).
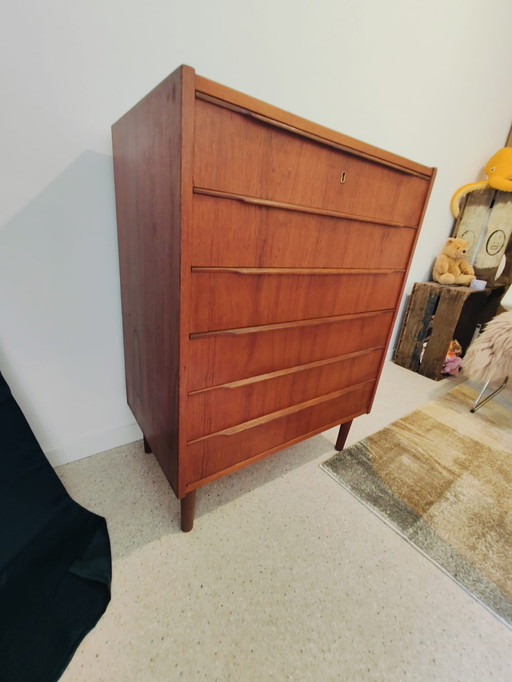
top-left (112, 67), bottom-right (188, 494)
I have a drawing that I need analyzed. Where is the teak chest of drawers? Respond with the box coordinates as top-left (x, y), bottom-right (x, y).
top-left (112, 65), bottom-right (435, 531)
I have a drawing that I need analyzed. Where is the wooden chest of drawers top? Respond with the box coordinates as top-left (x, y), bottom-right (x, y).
top-left (194, 96), bottom-right (429, 226)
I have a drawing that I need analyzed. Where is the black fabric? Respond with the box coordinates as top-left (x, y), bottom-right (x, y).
top-left (0, 372), bottom-right (111, 682)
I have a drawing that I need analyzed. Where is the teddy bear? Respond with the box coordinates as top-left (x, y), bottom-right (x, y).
top-left (432, 237), bottom-right (476, 285)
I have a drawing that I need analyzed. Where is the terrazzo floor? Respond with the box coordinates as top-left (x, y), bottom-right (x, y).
top-left (56, 362), bottom-right (512, 681)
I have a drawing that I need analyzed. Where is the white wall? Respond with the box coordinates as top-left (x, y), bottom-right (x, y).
top-left (1, 0), bottom-right (512, 465)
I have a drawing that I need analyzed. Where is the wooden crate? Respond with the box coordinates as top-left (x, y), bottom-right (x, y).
top-left (394, 282), bottom-right (488, 380)
top-left (454, 188), bottom-right (512, 287)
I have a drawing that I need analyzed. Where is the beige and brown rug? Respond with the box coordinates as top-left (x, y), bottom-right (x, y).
top-left (321, 382), bottom-right (512, 627)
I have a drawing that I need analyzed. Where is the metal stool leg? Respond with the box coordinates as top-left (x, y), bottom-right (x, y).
top-left (470, 376), bottom-right (509, 413)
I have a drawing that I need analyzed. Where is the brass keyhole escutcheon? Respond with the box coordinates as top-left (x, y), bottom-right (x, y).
top-left (340, 171), bottom-right (347, 184)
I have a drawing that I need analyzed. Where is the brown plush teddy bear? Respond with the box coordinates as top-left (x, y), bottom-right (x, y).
top-left (432, 237), bottom-right (476, 285)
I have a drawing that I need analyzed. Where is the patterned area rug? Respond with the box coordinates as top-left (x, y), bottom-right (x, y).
top-left (321, 382), bottom-right (512, 627)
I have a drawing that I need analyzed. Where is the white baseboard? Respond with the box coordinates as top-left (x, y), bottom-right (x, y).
top-left (45, 422), bottom-right (143, 468)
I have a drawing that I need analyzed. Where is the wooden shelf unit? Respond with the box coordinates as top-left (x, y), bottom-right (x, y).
top-left (394, 282), bottom-right (489, 380)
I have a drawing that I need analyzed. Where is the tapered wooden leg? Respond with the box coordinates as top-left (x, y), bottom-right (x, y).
top-left (143, 436), bottom-right (152, 453)
top-left (335, 420), bottom-right (353, 451)
top-left (180, 490), bottom-right (197, 532)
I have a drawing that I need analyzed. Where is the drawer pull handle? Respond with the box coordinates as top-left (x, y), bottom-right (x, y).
top-left (340, 171), bottom-right (347, 184)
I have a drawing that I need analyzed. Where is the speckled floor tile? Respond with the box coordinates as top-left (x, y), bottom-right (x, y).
top-left (57, 362), bottom-right (512, 681)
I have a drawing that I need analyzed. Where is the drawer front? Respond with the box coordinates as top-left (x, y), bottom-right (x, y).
top-left (190, 269), bottom-right (403, 334)
top-left (194, 98), bottom-right (430, 226)
top-left (188, 310), bottom-right (394, 391)
top-left (187, 347), bottom-right (383, 441)
top-left (191, 194), bottom-right (416, 269)
top-left (185, 382), bottom-right (374, 485)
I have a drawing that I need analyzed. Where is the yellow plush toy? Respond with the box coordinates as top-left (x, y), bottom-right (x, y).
top-left (450, 147), bottom-right (512, 217)
top-left (432, 237), bottom-right (476, 285)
